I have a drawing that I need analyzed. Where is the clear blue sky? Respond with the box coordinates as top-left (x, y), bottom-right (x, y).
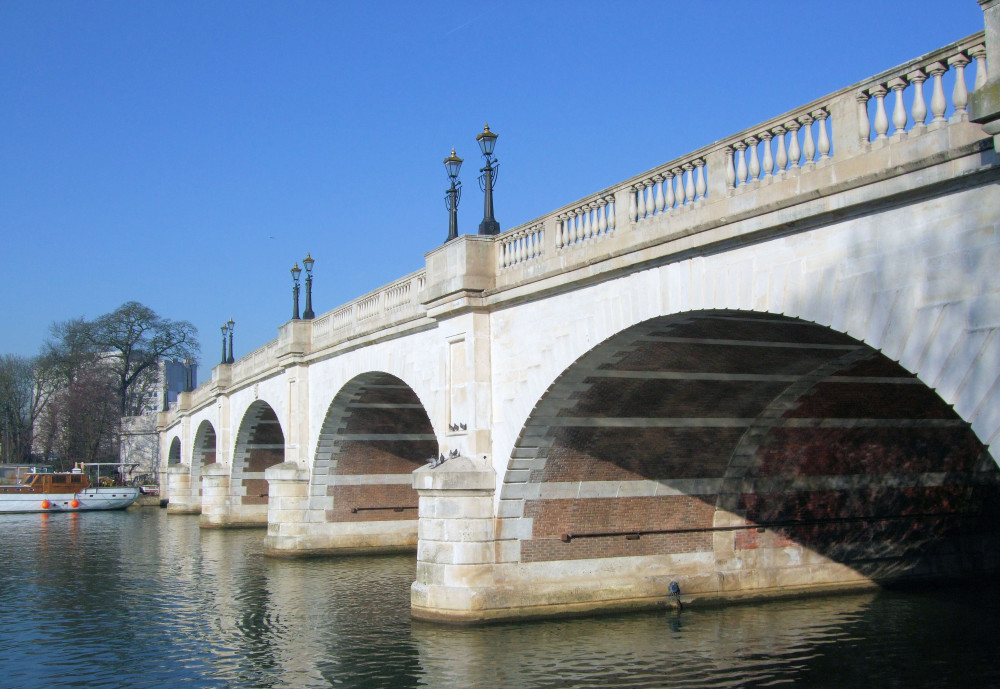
top-left (0, 1), bottom-right (987, 371)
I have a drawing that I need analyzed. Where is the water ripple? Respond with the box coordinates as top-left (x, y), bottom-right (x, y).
top-left (3, 511), bottom-right (1000, 688)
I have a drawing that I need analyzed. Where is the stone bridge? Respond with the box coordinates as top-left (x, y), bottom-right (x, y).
top-left (159, 13), bottom-right (1000, 623)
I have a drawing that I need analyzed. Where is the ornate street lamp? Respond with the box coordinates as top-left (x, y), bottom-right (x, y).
top-left (226, 318), bottom-right (235, 364)
top-left (291, 262), bottom-right (302, 320)
top-left (302, 253), bottom-right (315, 319)
top-left (220, 323), bottom-right (229, 365)
top-left (476, 123), bottom-right (500, 235)
top-left (444, 147), bottom-right (463, 243)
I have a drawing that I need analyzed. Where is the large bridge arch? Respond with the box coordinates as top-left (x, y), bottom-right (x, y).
top-left (496, 310), bottom-right (1000, 598)
top-left (228, 400), bottom-right (286, 525)
top-left (489, 180), bottom-right (1000, 478)
top-left (308, 371), bottom-right (436, 538)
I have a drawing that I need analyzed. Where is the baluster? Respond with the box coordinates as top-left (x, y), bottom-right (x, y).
top-left (575, 208), bottom-right (585, 242)
top-left (673, 167), bottom-right (686, 205)
top-left (499, 241), bottom-right (508, 268)
top-left (568, 209), bottom-right (578, 243)
top-left (970, 45), bottom-right (988, 91)
top-left (734, 141), bottom-right (748, 184)
top-left (949, 54), bottom-right (970, 119)
top-left (556, 213), bottom-right (566, 248)
top-left (813, 109), bottom-right (830, 159)
top-left (856, 92), bottom-right (871, 143)
top-left (683, 163), bottom-right (695, 203)
top-left (598, 199), bottom-right (608, 234)
top-left (745, 136), bottom-right (760, 180)
top-left (664, 170), bottom-right (675, 209)
top-left (785, 120), bottom-right (801, 167)
top-left (800, 114), bottom-right (816, 163)
top-left (644, 181), bottom-right (655, 219)
top-left (907, 69), bottom-right (928, 127)
top-left (605, 195), bottom-right (616, 232)
top-left (694, 159), bottom-right (706, 199)
top-left (890, 78), bottom-right (911, 136)
top-left (628, 188), bottom-right (638, 224)
top-left (653, 174), bottom-right (665, 214)
top-left (759, 132), bottom-right (774, 177)
top-left (869, 85), bottom-right (889, 139)
top-left (636, 183), bottom-right (647, 220)
top-left (724, 148), bottom-right (735, 190)
top-left (583, 204), bottom-right (593, 238)
top-left (928, 62), bottom-right (947, 123)
top-left (773, 125), bottom-right (788, 172)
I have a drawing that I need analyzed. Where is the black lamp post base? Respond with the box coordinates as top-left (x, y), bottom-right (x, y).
top-left (478, 219), bottom-right (500, 235)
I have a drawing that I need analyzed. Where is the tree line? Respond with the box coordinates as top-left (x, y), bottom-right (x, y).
top-left (0, 302), bottom-right (197, 468)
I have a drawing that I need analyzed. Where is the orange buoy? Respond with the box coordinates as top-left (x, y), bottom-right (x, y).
top-left (70, 499), bottom-right (80, 508)
top-left (40, 500), bottom-right (51, 509)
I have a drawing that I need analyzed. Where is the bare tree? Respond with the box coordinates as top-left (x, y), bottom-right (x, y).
top-left (0, 355), bottom-right (56, 463)
top-left (83, 302), bottom-right (199, 416)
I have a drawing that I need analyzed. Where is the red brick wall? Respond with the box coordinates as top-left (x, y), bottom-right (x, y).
top-left (328, 484), bottom-right (419, 521)
top-left (512, 312), bottom-right (1000, 575)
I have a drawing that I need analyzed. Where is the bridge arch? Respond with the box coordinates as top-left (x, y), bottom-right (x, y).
top-left (499, 311), bottom-right (999, 584)
top-left (167, 436), bottom-right (182, 466)
top-left (232, 400), bottom-right (285, 512)
top-left (311, 371), bottom-right (435, 524)
top-left (192, 420), bottom-right (217, 467)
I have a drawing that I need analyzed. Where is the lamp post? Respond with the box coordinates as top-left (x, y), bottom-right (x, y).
top-left (226, 318), bottom-right (235, 364)
top-left (476, 123), bottom-right (500, 236)
top-left (291, 262), bottom-right (302, 320)
top-left (220, 323), bottom-right (229, 365)
top-left (444, 148), bottom-right (463, 243)
top-left (302, 253), bottom-right (315, 319)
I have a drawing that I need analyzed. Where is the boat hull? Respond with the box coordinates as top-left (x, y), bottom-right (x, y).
top-left (0, 487), bottom-right (141, 513)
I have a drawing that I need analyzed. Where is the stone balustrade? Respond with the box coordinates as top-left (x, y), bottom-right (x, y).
top-left (498, 222), bottom-right (545, 269)
top-left (231, 339), bottom-right (279, 383)
top-left (858, 37), bottom-right (986, 141)
top-left (311, 270), bottom-right (426, 347)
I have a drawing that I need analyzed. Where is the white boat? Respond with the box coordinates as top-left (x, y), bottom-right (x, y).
top-left (0, 467), bottom-right (139, 513)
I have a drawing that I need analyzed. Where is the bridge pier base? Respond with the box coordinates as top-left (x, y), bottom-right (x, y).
top-left (410, 457), bottom-right (499, 622)
top-left (263, 462), bottom-right (311, 553)
top-left (165, 465), bottom-right (200, 514)
top-left (199, 463), bottom-right (236, 528)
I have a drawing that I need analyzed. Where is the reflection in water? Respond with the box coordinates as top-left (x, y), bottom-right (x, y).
top-left (0, 510), bottom-right (998, 688)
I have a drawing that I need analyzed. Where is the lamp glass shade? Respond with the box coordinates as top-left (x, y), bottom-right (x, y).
top-left (227, 318), bottom-right (235, 331)
top-left (444, 148), bottom-right (463, 179)
top-left (291, 263), bottom-right (302, 281)
top-left (476, 123), bottom-right (497, 156)
top-left (221, 324), bottom-right (228, 334)
top-left (303, 253), bottom-right (315, 273)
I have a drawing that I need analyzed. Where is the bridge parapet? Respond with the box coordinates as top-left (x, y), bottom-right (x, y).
top-left (310, 269), bottom-right (427, 351)
top-left (492, 31), bottom-right (989, 294)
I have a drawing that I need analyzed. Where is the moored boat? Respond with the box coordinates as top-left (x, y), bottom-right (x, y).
top-left (0, 467), bottom-right (139, 513)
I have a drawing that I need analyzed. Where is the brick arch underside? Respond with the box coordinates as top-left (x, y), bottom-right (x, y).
top-left (232, 402), bottom-right (284, 507)
top-left (192, 421), bottom-right (217, 467)
top-left (167, 436), bottom-right (181, 465)
top-left (312, 372), bottom-right (435, 522)
top-left (507, 311), bottom-right (1000, 581)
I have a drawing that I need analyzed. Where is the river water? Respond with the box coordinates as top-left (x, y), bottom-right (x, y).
top-left (1, 508), bottom-right (998, 688)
